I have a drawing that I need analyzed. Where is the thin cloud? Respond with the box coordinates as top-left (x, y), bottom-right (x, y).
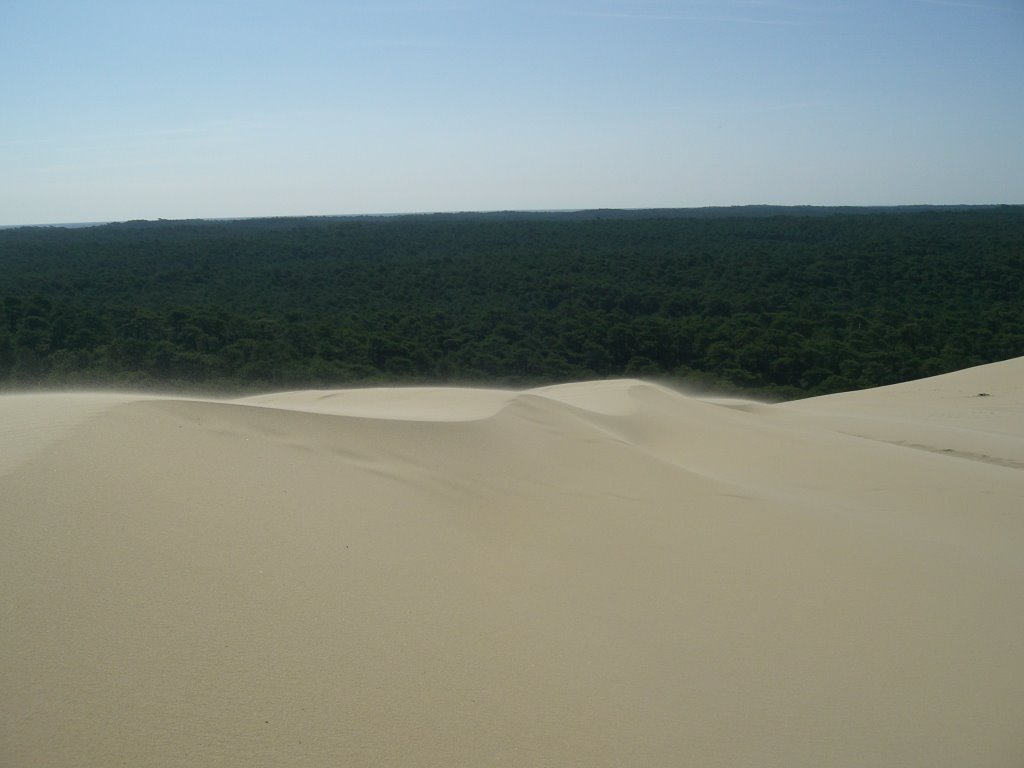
top-left (123, 127), bottom-right (201, 139)
top-left (2, 121), bottom-right (246, 153)
top-left (570, 11), bottom-right (814, 25)
top-left (361, 37), bottom-right (449, 47)
top-left (728, 0), bottom-right (825, 9)
top-left (34, 158), bottom-right (175, 175)
top-left (0, 135), bottom-right (63, 148)
top-left (371, 1), bottom-right (477, 11)
top-left (911, 0), bottom-right (1021, 11)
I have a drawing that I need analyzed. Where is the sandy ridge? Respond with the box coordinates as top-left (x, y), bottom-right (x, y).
top-left (2, 359), bottom-right (1023, 767)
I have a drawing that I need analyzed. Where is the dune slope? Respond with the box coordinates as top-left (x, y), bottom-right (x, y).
top-left (2, 361), bottom-right (1023, 767)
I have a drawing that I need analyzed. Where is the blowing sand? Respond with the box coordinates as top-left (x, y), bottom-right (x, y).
top-left (2, 359), bottom-right (1023, 767)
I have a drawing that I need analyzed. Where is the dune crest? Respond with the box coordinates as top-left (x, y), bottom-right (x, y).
top-left (3, 360), bottom-right (1023, 767)
top-left (236, 386), bottom-right (519, 421)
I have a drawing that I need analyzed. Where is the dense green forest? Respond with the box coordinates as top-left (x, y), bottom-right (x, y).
top-left (2, 207), bottom-right (1022, 398)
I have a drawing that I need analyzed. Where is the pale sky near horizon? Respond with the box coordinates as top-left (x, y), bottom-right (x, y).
top-left (1, 0), bottom-right (1022, 226)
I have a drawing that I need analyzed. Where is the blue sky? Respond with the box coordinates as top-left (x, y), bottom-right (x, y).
top-left (2, 0), bottom-right (1022, 225)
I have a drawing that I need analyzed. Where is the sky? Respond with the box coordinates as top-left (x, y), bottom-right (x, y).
top-left (1, 0), bottom-right (1022, 225)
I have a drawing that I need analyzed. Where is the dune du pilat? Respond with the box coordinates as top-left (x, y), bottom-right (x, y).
top-left (3, 361), bottom-right (1024, 766)
top-left (2, 208), bottom-right (1023, 766)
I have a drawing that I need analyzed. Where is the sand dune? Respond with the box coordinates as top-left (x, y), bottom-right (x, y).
top-left (3, 360), bottom-right (1023, 767)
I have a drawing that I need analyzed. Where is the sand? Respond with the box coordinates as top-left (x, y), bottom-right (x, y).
top-left (2, 359), bottom-right (1023, 767)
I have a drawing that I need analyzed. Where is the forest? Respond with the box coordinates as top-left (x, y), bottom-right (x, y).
top-left (1, 206), bottom-right (1022, 399)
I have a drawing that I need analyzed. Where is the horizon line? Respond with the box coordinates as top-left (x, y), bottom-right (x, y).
top-left (2, 202), bottom-right (1020, 230)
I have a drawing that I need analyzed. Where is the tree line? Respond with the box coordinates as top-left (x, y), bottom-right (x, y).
top-left (2, 207), bottom-right (1022, 398)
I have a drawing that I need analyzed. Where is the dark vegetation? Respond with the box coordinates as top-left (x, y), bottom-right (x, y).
top-left (1, 206), bottom-right (1022, 398)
